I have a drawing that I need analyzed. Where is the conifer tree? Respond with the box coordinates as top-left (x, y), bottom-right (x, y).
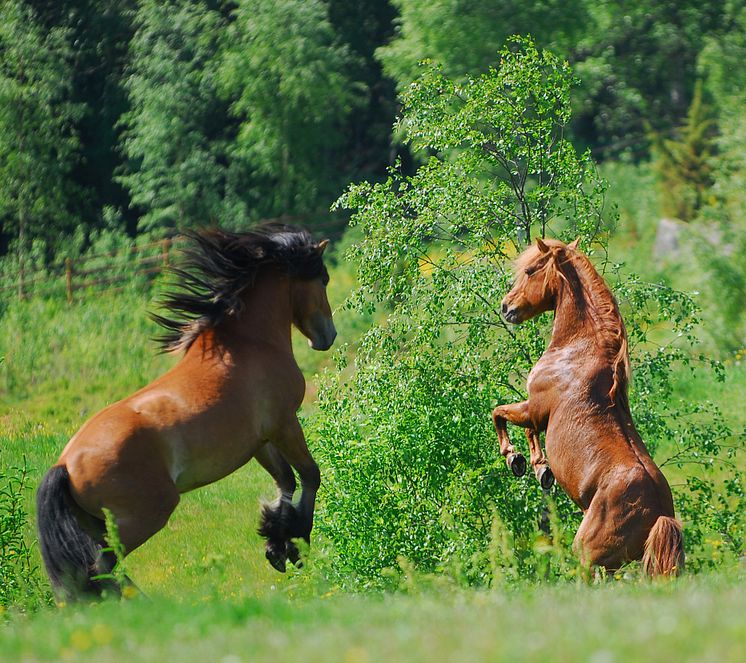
top-left (652, 80), bottom-right (717, 222)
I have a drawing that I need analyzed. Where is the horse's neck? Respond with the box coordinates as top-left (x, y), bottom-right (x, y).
top-left (549, 292), bottom-right (590, 348)
top-left (217, 274), bottom-right (294, 353)
top-left (549, 259), bottom-right (621, 353)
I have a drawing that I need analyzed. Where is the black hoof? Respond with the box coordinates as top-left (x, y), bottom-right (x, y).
top-left (287, 541), bottom-right (303, 568)
top-left (507, 453), bottom-right (526, 477)
top-left (265, 541), bottom-right (287, 573)
top-left (538, 465), bottom-right (554, 490)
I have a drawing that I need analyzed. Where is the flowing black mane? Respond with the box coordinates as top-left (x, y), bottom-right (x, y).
top-left (152, 223), bottom-right (328, 352)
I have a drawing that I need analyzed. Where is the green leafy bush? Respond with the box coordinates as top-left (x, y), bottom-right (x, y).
top-left (312, 38), bottom-right (743, 588)
top-left (0, 460), bottom-right (50, 612)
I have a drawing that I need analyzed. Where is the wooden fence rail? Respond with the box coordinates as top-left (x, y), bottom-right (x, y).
top-left (0, 237), bottom-right (183, 303)
top-left (0, 216), bottom-right (344, 303)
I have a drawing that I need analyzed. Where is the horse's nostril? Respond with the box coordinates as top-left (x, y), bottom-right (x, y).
top-left (501, 302), bottom-right (508, 314)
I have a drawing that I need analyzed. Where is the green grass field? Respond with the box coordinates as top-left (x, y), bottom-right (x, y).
top-left (2, 571), bottom-right (745, 662)
top-left (1, 227), bottom-right (744, 660)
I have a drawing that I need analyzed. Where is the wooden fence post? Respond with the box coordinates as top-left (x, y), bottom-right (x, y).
top-left (162, 238), bottom-right (171, 268)
top-left (65, 258), bottom-right (73, 304)
top-left (18, 264), bottom-right (25, 300)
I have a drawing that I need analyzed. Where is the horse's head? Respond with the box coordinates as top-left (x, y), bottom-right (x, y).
top-left (501, 237), bottom-right (579, 324)
top-left (291, 239), bottom-right (337, 351)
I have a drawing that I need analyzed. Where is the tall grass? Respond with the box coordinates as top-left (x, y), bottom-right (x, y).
top-left (1, 285), bottom-right (172, 430)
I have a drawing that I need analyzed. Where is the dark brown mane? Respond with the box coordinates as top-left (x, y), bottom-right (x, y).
top-left (152, 223), bottom-right (328, 352)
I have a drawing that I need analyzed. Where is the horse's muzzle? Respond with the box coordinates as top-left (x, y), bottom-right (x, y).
top-left (309, 318), bottom-right (337, 351)
top-left (502, 304), bottom-right (521, 324)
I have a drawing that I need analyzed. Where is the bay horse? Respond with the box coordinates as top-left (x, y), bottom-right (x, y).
top-left (37, 224), bottom-right (337, 600)
top-left (492, 237), bottom-right (684, 577)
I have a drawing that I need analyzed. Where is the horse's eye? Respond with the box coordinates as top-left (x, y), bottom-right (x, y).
top-left (525, 267), bottom-right (536, 277)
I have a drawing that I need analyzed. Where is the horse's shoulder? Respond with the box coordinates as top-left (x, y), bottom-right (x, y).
top-left (529, 342), bottom-right (595, 387)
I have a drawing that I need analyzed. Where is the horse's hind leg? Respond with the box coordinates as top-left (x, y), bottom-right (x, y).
top-left (573, 496), bottom-right (627, 576)
top-left (255, 443), bottom-right (299, 572)
top-left (525, 429), bottom-right (554, 489)
top-left (84, 517), bottom-right (142, 597)
top-left (69, 463), bottom-right (179, 590)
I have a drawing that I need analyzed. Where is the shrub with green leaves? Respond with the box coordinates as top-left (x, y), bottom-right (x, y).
top-left (0, 461), bottom-right (50, 611)
top-left (312, 38), bottom-right (743, 588)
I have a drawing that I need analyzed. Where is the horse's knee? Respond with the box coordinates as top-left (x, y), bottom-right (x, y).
top-left (279, 469), bottom-right (297, 495)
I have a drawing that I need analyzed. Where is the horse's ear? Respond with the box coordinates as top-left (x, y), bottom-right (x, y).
top-left (536, 237), bottom-right (550, 253)
top-left (567, 237), bottom-right (580, 250)
top-left (317, 239), bottom-right (329, 254)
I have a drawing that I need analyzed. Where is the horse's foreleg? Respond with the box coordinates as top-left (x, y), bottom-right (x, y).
top-left (492, 401), bottom-right (532, 477)
top-left (255, 443), bottom-right (299, 572)
top-left (273, 418), bottom-right (320, 548)
top-left (525, 429), bottom-right (554, 490)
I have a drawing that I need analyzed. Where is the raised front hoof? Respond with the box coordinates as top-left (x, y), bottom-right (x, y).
top-left (286, 541), bottom-right (303, 569)
top-left (507, 453), bottom-right (527, 477)
top-left (265, 541), bottom-right (287, 573)
top-left (537, 465), bottom-right (554, 490)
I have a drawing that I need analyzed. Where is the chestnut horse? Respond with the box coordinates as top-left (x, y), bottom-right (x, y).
top-left (37, 225), bottom-right (336, 600)
top-left (492, 237), bottom-right (684, 577)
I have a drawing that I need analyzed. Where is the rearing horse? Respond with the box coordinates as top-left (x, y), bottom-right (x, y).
top-left (37, 225), bottom-right (337, 600)
top-left (492, 237), bottom-right (684, 576)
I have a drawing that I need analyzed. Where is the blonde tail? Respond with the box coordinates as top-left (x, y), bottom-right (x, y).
top-left (642, 516), bottom-right (685, 578)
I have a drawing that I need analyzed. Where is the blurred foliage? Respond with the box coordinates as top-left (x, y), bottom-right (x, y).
top-left (693, 5), bottom-right (746, 353)
top-left (218, 0), bottom-right (361, 221)
top-left (118, 0), bottom-right (228, 233)
top-left (0, 0), bottom-right (83, 263)
top-left (0, 0), bottom-right (745, 290)
top-left (1, 0), bottom-right (744, 257)
top-left (570, 0), bottom-right (729, 155)
top-left (377, 0), bottom-right (732, 158)
top-left (377, 0), bottom-right (587, 87)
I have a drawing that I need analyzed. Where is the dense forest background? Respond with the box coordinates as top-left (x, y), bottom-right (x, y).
top-left (2, 0), bottom-right (745, 257)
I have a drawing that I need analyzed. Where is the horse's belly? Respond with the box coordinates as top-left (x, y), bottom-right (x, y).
top-left (169, 453), bottom-right (253, 493)
top-left (543, 426), bottom-right (597, 508)
top-left (167, 433), bottom-right (259, 493)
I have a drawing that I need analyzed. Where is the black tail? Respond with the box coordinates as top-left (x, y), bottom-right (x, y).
top-left (36, 466), bottom-right (112, 601)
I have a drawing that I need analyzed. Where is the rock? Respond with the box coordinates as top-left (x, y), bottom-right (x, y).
top-left (653, 218), bottom-right (684, 259)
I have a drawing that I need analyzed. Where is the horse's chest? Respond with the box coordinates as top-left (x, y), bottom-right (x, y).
top-left (527, 349), bottom-right (579, 397)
